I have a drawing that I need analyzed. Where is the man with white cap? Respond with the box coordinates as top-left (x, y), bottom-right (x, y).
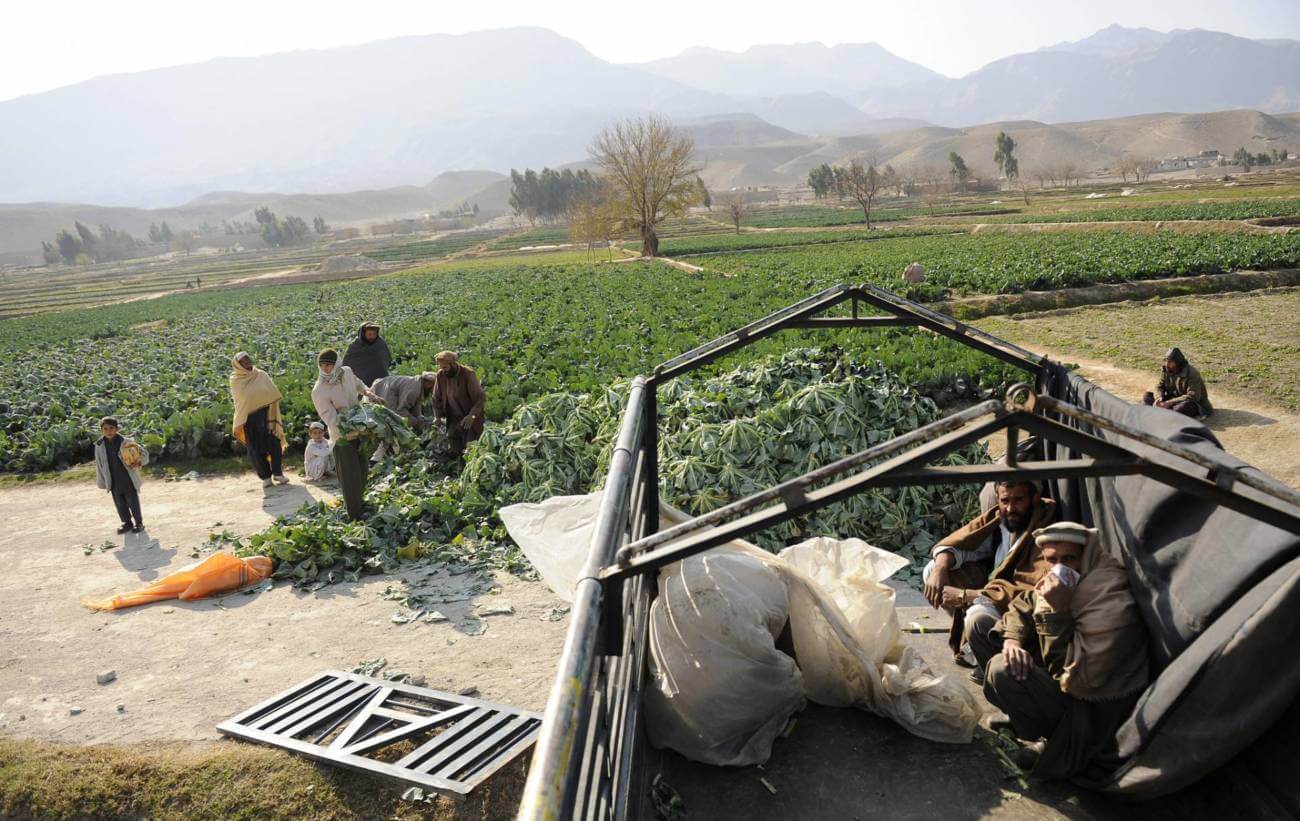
top-left (982, 521), bottom-right (1149, 778)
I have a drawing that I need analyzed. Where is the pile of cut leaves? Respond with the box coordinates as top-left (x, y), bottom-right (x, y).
top-left (235, 347), bottom-right (986, 587)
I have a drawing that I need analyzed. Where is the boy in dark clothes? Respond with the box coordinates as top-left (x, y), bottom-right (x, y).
top-left (93, 416), bottom-right (149, 533)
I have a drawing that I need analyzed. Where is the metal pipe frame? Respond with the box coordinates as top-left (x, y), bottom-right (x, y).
top-left (647, 283), bottom-right (1046, 388)
top-left (518, 378), bottom-right (646, 820)
top-left (601, 395), bottom-right (1300, 584)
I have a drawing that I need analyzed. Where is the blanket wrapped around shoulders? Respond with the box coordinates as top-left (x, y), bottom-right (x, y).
top-left (229, 353), bottom-right (288, 448)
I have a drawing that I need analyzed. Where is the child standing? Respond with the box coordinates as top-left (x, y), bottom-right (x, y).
top-left (93, 416), bottom-right (150, 534)
top-left (303, 421), bottom-right (335, 481)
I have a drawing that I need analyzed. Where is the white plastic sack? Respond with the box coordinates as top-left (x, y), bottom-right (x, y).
top-left (499, 493), bottom-right (604, 602)
top-left (501, 492), bottom-right (980, 767)
top-left (644, 548), bottom-right (806, 766)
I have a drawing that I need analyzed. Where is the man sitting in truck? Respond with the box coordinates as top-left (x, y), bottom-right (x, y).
top-left (923, 479), bottom-right (1057, 682)
top-left (983, 522), bottom-right (1149, 778)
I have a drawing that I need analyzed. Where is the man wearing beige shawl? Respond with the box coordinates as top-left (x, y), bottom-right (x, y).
top-left (923, 479), bottom-right (1058, 675)
top-left (983, 521), bottom-right (1150, 779)
top-left (229, 352), bottom-right (289, 488)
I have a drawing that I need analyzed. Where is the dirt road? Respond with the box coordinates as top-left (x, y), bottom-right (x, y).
top-left (1023, 348), bottom-right (1300, 489)
top-left (0, 474), bottom-right (568, 745)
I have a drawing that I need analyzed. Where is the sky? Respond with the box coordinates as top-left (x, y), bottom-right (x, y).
top-left (3, 0), bottom-right (1299, 102)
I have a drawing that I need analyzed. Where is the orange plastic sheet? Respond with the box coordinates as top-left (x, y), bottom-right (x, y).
top-left (83, 553), bottom-right (274, 612)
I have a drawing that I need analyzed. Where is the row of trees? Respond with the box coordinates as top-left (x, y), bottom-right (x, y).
top-left (508, 168), bottom-right (602, 224)
top-left (41, 222), bottom-right (147, 265)
top-left (1233, 147), bottom-right (1289, 171)
top-left (254, 206), bottom-right (311, 247)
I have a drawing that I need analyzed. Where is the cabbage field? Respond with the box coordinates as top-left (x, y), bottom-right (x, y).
top-left (0, 257), bottom-right (1019, 472)
top-left (3, 226), bottom-right (1299, 472)
top-left (235, 348), bottom-right (983, 586)
top-left (693, 229), bottom-right (1300, 299)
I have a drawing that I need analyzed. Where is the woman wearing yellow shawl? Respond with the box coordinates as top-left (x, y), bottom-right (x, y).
top-left (229, 352), bottom-right (289, 488)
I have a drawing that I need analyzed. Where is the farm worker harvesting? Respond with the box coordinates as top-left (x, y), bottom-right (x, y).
top-left (303, 420), bottom-right (334, 480)
top-left (342, 321), bottom-right (392, 387)
top-left (430, 351), bottom-right (486, 458)
top-left (922, 478), bottom-right (1058, 683)
top-left (94, 416), bottom-right (149, 534)
top-left (372, 371), bottom-right (437, 432)
top-left (981, 522), bottom-right (1149, 778)
top-left (229, 352), bottom-right (290, 489)
top-left (1143, 347), bottom-right (1212, 419)
top-left (312, 348), bottom-right (381, 519)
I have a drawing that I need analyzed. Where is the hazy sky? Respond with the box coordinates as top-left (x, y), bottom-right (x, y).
top-left (4, 0), bottom-right (1299, 102)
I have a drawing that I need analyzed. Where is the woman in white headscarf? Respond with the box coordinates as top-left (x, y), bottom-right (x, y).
top-left (310, 347), bottom-right (379, 444)
top-left (310, 347), bottom-right (379, 521)
top-left (229, 351), bottom-right (289, 488)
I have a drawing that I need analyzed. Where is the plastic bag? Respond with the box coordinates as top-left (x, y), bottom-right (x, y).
top-left (82, 553), bottom-right (273, 611)
top-left (500, 492), bottom-right (979, 766)
top-left (500, 493), bottom-right (603, 602)
top-left (644, 548), bottom-right (806, 766)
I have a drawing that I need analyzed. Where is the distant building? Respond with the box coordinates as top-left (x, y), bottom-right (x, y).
top-left (1155, 151), bottom-right (1221, 173)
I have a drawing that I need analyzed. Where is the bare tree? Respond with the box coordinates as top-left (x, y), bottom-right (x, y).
top-left (171, 230), bottom-right (200, 256)
top-left (834, 159), bottom-right (884, 228)
top-left (917, 165), bottom-right (947, 214)
top-left (725, 194), bottom-right (748, 233)
top-left (589, 115), bottom-right (701, 257)
top-left (1134, 158), bottom-right (1156, 183)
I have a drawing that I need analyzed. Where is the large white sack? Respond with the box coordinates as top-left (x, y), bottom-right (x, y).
top-left (644, 548), bottom-right (806, 766)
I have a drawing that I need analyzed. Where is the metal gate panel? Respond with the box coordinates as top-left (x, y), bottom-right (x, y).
top-left (219, 670), bottom-right (542, 796)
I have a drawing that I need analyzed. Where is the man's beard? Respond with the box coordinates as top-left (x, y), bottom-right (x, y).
top-left (1001, 509), bottom-right (1029, 531)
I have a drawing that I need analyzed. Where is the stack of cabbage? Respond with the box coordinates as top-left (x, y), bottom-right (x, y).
top-left (240, 347), bottom-right (984, 586)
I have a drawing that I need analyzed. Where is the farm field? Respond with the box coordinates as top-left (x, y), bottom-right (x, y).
top-left (693, 229), bottom-right (1300, 298)
top-left (0, 227), bottom-right (510, 318)
top-left (980, 288), bottom-right (1300, 412)
top-left (0, 257), bottom-right (1022, 473)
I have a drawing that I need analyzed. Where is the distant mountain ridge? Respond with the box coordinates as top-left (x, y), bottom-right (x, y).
top-left (2, 24), bottom-right (1300, 211)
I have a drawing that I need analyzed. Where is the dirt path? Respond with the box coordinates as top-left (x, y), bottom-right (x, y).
top-left (0, 473), bottom-right (568, 745)
top-left (1026, 348), bottom-right (1300, 489)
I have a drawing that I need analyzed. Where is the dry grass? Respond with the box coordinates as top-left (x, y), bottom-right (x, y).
top-left (0, 738), bottom-right (525, 820)
top-left (979, 288), bottom-right (1300, 411)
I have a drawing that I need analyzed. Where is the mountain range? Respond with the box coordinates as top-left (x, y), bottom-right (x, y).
top-left (0, 23), bottom-right (1294, 250)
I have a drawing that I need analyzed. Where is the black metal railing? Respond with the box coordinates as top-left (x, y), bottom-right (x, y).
top-left (517, 376), bottom-right (658, 819)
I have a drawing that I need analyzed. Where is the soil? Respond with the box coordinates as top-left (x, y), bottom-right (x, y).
top-left (0, 473), bottom-right (568, 745)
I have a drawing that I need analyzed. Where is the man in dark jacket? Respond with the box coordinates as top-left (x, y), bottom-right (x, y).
top-left (431, 351), bottom-right (486, 457)
top-left (342, 322), bottom-right (392, 387)
top-left (1143, 347), bottom-right (1212, 418)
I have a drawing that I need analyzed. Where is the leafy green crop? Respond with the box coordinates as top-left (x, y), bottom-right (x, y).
top-left (0, 258), bottom-right (1020, 471)
top-left (236, 348), bottom-right (984, 586)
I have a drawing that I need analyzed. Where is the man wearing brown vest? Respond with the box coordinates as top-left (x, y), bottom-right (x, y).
top-left (922, 479), bottom-right (1057, 682)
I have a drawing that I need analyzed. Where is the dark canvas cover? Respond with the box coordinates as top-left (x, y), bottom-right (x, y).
top-left (1040, 365), bottom-right (1300, 798)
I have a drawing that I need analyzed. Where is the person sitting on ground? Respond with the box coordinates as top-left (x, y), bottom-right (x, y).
top-left (303, 421), bottom-right (335, 481)
top-left (342, 321), bottom-right (392, 387)
top-left (311, 348), bottom-right (381, 444)
top-left (229, 351), bottom-right (290, 488)
top-left (430, 351), bottom-right (486, 458)
top-left (371, 371), bottom-right (437, 432)
top-left (94, 416), bottom-right (150, 534)
top-left (1143, 347), bottom-right (1212, 419)
top-left (983, 521), bottom-right (1149, 780)
top-left (923, 479), bottom-right (1057, 680)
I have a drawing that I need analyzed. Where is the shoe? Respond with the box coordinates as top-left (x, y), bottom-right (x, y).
top-left (968, 667), bottom-right (985, 686)
top-left (262, 478), bottom-right (273, 488)
top-left (132, 523), bottom-right (144, 533)
top-left (273, 474), bottom-right (290, 485)
top-left (116, 524), bottom-right (131, 534)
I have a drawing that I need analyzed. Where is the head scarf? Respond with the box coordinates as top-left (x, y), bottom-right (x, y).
top-left (1165, 347), bottom-right (1187, 369)
top-left (317, 348), bottom-right (343, 385)
top-left (435, 350), bottom-right (458, 363)
top-left (228, 352), bottom-right (285, 447)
